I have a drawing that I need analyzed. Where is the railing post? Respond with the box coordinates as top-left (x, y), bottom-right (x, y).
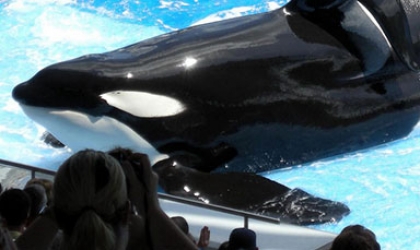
top-left (244, 215), bottom-right (249, 228)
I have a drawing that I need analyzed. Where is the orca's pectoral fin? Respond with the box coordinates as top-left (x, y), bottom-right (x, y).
top-left (157, 142), bottom-right (238, 172)
top-left (256, 188), bottom-right (350, 225)
top-left (41, 131), bottom-right (65, 148)
top-left (359, 0), bottom-right (420, 71)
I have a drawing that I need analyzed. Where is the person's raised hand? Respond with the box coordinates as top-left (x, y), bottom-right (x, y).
top-left (127, 152), bottom-right (159, 194)
top-left (197, 226), bottom-right (210, 248)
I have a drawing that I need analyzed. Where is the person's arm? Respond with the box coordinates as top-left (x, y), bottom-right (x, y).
top-left (15, 207), bottom-right (59, 250)
top-left (122, 153), bottom-right (198, 250)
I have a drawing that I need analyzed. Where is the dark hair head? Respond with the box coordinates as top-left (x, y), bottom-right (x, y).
top-left (24, 184), bottom-right (47, 219)
top-left (218, 241), bottom-right (230, 250)
top-left (0, 189), bottom-right (31, 228)
top-left (25, 178), bottom-right (54, 206)
top-left (171, 216), bottom-right (189, 234)
top-left (228, 227), bottom-right (257, 250)
top-left (330, 224), bottom-right (380, 250)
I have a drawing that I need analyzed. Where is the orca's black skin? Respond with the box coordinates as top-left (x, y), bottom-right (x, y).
top-left (153, 158), bottom-right (350, 225)
top-left (13, 0), bottom-right (420, 172)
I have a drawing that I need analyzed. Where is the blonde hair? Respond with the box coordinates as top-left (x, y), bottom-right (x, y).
top-left (53, 149), bottom-right (128, 250)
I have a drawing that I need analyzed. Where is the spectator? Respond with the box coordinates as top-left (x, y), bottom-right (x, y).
top-left (330, 224), bottom-right (380, 250)
top-left (171, 216), bottom-right (195, 242)
top-left (23, 184), bottom-right (47, 226)
top-left (171, 216), bottom-right (210, 248)
top-left (218, 241), bottom-right (229, 250)
top-left (52, 149), bottom-right (130, 250)
top-left (108, 147), bottom-right (198, 250)
top-left (17, 148), bottom-right (198, 250)
top-left (25, 178), bottom-right (54, 206)
top-left (226, 227), bottom-right (258, 250)
top-left (0, 188), bottom-right (31, 240)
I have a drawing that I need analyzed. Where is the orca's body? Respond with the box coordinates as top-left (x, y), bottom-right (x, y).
top-left (13, 0), bottom-right (420, 172)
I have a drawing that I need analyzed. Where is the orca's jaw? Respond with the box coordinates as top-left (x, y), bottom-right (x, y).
top-left (18, 104), bottom-right (168, 164)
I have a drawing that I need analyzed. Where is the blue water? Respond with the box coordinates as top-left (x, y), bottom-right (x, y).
top-left (1, 0), bottom-right (419, 249)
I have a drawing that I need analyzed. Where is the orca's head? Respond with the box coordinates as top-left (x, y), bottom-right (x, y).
top-left (12, 67), bottom-right (109, 116)
top-left (11, 60), bottom-right (174, 164)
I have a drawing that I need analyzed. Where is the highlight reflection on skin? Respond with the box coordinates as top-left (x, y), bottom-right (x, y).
top-left (182, 57), bottom-right (198, 68)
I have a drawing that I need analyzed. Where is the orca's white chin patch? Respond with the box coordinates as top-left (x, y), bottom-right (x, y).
top-left (100, 91), bottom-right (186, 118)
top-left (19, 104), bottom-right (168, 164)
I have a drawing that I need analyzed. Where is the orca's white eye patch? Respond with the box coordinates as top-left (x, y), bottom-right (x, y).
top-left (100, 91), bottom-right (186, 118)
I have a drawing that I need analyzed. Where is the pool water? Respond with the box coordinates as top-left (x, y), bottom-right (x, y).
top-left (1, 0), bottom-right (419, 249)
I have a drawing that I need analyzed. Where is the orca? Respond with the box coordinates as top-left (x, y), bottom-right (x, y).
top-left (13, 0), bottom-right (420, 172)
top-left (152, 158), bottom-right (350, 225)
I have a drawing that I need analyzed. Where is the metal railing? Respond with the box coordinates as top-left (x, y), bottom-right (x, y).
top-left (0, 158), bottom-right (280, 228)
top-left (0, 158), bottom-right (55, 179)
top-left (159, 193), bottom-right (280, 227)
